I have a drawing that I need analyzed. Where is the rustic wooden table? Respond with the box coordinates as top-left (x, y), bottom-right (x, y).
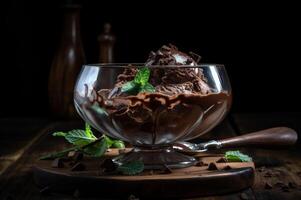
top-left (0, 113), bottom-right (301, 200)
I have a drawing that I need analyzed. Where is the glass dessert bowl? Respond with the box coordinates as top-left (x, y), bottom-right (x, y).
top-left (74, 64), bottom-right (231, 169)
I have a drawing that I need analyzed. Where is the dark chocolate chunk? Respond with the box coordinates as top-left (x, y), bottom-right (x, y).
top-left (223, 165), bottom-right (232, 170)
top-left (51, 158), bottom-right (64, 168)
top-left (207, 162), bottom-right (218, 171)
top-left (71, 162), bottom-right (86, 171)
top-left (240, 192), bottom-right (249, 200)
top-left (216, 157), bottom-right (227, 163)
top-left (100, 159), bottom-right (118, 172)
top-left (265, 182), bottom-right (273, 189)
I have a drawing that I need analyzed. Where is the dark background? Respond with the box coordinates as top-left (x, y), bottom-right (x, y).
top-left (1, 0), bottom-right (300, 118)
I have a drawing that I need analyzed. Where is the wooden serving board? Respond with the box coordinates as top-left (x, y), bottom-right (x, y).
top-left (33, 149), bottom-right (255, 199)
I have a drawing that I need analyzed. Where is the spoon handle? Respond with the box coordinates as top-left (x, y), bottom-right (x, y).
top-left (218, 127), bottom-right (298, 148)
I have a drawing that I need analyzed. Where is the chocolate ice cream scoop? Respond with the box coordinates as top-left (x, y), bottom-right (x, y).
top-left (144, 44), bottom-right (210, 94)
top-left (145, 44), bottom-right (201, 66)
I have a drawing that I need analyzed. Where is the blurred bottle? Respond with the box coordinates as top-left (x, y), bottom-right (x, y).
top-left (98, 23), bottom-right (115, 63)
top-left (48, 4), bottom-right (85, 119)
top-left (97, 23), bottom-right (116, 88)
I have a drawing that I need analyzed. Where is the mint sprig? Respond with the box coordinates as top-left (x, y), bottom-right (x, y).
top-left (121, 67), bottom-right (155, 94)
top-left (40, 123), bottom-right (125, 160)
top-left (225, 151), bottom-right (252, 162)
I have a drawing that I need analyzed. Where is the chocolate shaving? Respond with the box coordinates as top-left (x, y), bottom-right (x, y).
top-left (189, 51), bottom-right (201, 63)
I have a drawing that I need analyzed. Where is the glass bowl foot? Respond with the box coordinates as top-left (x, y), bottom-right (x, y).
top-left (113, 146), bottom-right (197, 169)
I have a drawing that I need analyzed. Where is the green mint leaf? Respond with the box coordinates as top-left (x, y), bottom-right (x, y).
top-left (85, 123), bottom-right (97, 139)
top-left (104, 135), bottom-right (114, 148)
top-left (53, 132), bottom-right (66, 137)
top-left (112, 140), bottom-right (125, 148)
top-left (104, 135), bottom-right (125, 148)
top-left (139, 82), bottom-right (155, 93)
top-left (82, 138), bottom-right (108, 157)
top-left (58, 129), bottom-right (96, 146)
top-left (134, 67), bottom-right (150, 86)
top-left (117, 160), bottom-right (144, 175)
top-left (121, 80), bottom-right (140, 94)
top-left (225, 151), bottom-right (252, 162)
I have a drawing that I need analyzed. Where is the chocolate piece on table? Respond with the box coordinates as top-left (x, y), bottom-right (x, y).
top-left (71, 162), bottom-right (86, 171)
top-left (223, 165), bottom-right (232, 170)
top-left (207, 162), bottom-right (218, 171)
top-left (100, 159), bottom-right (118, 172)
top-left (51, 158), bottom-right (64, 168)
